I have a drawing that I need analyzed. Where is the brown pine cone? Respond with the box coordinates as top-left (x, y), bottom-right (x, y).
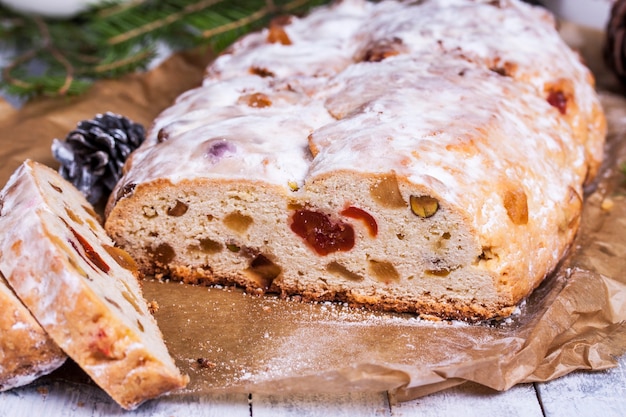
top-left (605, 0), bottom-right (626, 87)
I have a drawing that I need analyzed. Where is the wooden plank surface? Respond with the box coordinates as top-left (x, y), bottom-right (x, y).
top-left (391, 383), bottom-right (543, 417)
top-left (3, 364), bottom-right (626, 417)
top-left (536, 357), bottom-right (626, 417)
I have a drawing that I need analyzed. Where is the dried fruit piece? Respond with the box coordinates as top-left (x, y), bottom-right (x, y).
top-left (204, 139), bottom-right (236, 164)
top-left (544, 79), bottom-right (574, 115)
top-left (245, 254), bottom-right (281, 289)
top-left (327, 262), bottom-right (364, 282)
top-left (115, 182), bottom-right (136, 203)
top-left (103, 244), bottom-right (138, 274)
top-left (239, 92), bottom-right (272, 108)
top-left (410, 195), bottom-right (439, 218)
top-left (49, 182), bottom-right (63, 193)
top-left (267, 23), bottom-right (292, 45)
top-left (368, 260), bottom-right (400, 284)
top-left (547, 90), bottom-right (567, 114)
top-left (157, 128), bottom-right (169, 143)
top-left (503, 187), bottom-right (528, 225)
top-left (341, 206), bottom-right (378, 237)
top-left (193, 238), bottom-right (223, 254)
top-left (369, 174), bottom-right (406, 208)
top-left (104, 296), bottom-right (122, 311)
top-left (226, 243), bottom-right (241, 252)
top-left (558, 186), bottom-right (582, 232)
top-left (122, 289), bottom-right (142, 316)
top-left (250, 67), bottom-right (275, 77)
top-left (290, 209), bottom-right (355, 256)
top-left (425, 268), bottom-right (451, 277)
top-left (81, 204), bottom-right (100, 221)
top-left (167, 200), bottom-right (188, 217)
top-left (361, 37), bottom-right (406, 62)
top-left (223, 211), bottom-right (254, 234)
top-left (65, 206), bottom-right (84, 225)
top-left (66, 223), bottom-right (110, 273)
top-left (147, 242), bottom-right (176, 265)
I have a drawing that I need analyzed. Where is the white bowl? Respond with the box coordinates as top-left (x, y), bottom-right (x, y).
top-left (541, 0), bottom-right (614, 30)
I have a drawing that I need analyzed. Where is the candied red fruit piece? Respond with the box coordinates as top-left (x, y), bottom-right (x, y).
top-left (341, 206), bottom-right (378, 237)
top-left (547, 90), bottom-right (567, 115)
top-left (68, 225), bottom-right (110, 273)
top-left (290, 210), bottom-right (355, 256)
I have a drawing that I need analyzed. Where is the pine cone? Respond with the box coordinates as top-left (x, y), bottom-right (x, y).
top-left (606, 0), bottom-right (626, 88)
top-left (52, 112), bottom-right (145, 205)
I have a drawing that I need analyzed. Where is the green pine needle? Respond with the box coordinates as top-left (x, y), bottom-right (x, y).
top-left (0, 0), bottom-right (331, 99)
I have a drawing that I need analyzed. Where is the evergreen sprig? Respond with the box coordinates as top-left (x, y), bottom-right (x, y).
top-left (0, 0), bottom-right (330, 98)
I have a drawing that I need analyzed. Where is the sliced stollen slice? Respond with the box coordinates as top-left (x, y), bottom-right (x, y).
top-left (0, 271), bottom-right (66, 391)
top-left (0, 160), bottom-right (188, 410)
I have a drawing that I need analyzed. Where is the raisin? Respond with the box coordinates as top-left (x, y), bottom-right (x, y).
top-left (148, 242), bottom-right (176, 265)
top-left (167, 200), bottom-right (188, 217)
top-left (290, 209), bottom-right (355, 255)
top-left (194, 238), bottom-right (223, 254)
top-left (245, 254), bottom-right (281, 289)
top-left (157, 128), bottom-right (169, 143)
top-left (341, 206), bottom-right (378, 237)
top-left (49, 182), bottom-right (63, 193)
top-left (361, 37), bottom-right (406, 62)
top-left (104, 296), bottom-right (122, 311)
top-left (116, 182), bottom-right (136, 201)
top-left (250, 67), bottom-right (275, 77)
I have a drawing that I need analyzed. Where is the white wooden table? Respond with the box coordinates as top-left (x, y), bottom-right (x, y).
top-left (1, 357), bottom-right (624, 416)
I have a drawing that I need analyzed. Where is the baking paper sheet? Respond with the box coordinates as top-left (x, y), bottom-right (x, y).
top-left (1, 24), bottom-right (625, 402)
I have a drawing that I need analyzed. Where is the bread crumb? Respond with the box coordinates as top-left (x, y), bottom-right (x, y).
top-left (196, 358), bottom-right (216, 369)
top-left (147, 300), bottom-right (160, 314)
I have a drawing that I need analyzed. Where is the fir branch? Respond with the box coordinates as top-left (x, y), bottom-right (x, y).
top-left (0, 0), bottom-right (331, 99)
top-left (107, 0), bottom-right (225, 45)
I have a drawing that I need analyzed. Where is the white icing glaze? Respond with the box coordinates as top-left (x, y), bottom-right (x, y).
top-left (117, 0), bottom-right (599, 194)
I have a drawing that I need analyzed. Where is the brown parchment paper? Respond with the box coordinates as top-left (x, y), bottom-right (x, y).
top-left (1, 24), bottom-right (626, 403)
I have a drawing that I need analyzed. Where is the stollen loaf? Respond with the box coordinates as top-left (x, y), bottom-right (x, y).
top-left (0, 160), bottom-right (188, 409)
top-left (0, 272), bottom-right (66, 391)
top-left (105, 0), bottom-right (606, 321)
